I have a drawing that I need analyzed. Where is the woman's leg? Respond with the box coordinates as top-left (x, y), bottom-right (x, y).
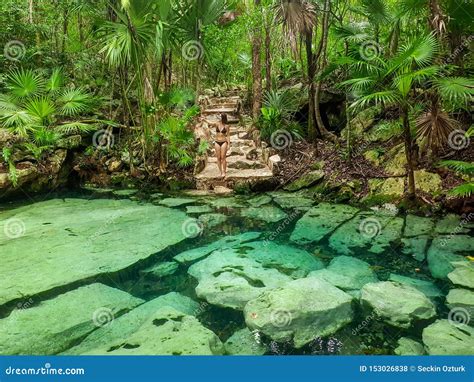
top-left (215, 143), bottom-right (223, 176)
top-left (221, 142), bottom-right (228, 177)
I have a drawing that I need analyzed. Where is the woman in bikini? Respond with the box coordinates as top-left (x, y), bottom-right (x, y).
top-left (215, 113), bottom-right (231, 177)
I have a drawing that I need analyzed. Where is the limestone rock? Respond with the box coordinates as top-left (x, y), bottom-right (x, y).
top-left (185, 205), bottom-right (213, 214)
top-left (309, 256), bottom-right (378, 295)
top-left (174, 232), bottom-right (261, 264)
top-left (394, 337), bottom-right (425, 355)
top-left (224, 328), bottom-right (266, 355)
top-left (446, 289), bottom-right (474, 321)
top-left (81, 307), bottom-right (224, 355)
top-left (435, 214), bottom-right (472, 234)
top-left (198, 213), bottom-right (228, 228)
top-left (270, 192), bottom-right (314, 209)
top-left (404, 215), bottom-right (435, 237)
top-left (360, 281), bottom-right (436, 328)
top-left (159, 197), bottom-right (196, 207)
top-left (290, 203), bottom-right (359, 245)
top-left (401, 236), bottom-right (429, 261)
top-left (284, 170), bottom-right (324, 192)
top-left (244, 277), bottom-right (354, 348)
top-left (414, 170), bottom-right (442, 194)
top-left (241, 206), bottom-right (288, 223)
top-left (140, 261), bottom-right (179, 278)
top-left (448, 262), bottom-right (474, 289)
top-left (248, 194), bottom-right (272, 207)
top-left (64, 292), bottom-right (200, 355)
top-left (422, 319), bottom-right (474, 355)
top-left (388, 274), bottom-right (442, 298)
top-left (0, 283), bottom-right (143, 355)
top-left (368, 178), bottom-right (404, 197)
top-left (0, 198), bottom-right (188, 306)
top-left (427, 236), bottom-right (471, 279)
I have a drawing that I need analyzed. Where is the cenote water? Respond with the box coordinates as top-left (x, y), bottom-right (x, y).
top-left (0, 188), bottom-right (472, 356)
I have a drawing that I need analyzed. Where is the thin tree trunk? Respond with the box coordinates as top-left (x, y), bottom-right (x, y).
top-left (28, 0), bottom-right (34, 23)
top-left (315, 0), bottom-right (332, 139)
top-left (305, 28), bottom-right (318, 141)
top-left (62, 9), bottom-right (69, 53)
top-left (264, 11), bottom-right (272, 94)
top-left (402, 104), bottom-right (416, 199)
top-left (251, 0), bottom-right (263, 120)
top-left (429, 0), bottom-right (446, 36)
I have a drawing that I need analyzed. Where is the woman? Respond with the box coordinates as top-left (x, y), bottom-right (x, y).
top-left (215, 113), bottom-right (231, 177)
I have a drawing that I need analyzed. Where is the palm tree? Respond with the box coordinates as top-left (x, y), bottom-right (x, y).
top-left (342, 33), bottom-right (472, 199)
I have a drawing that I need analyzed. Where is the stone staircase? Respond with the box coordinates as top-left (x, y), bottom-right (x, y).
top-left (194, 93), bottom-right (277, 192)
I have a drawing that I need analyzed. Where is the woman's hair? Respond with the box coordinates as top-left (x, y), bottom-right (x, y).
top-left (221, 113), bottom-right (228, 124)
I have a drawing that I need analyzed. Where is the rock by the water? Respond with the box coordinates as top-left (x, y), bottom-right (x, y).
top-left (284, 170), bottom-right (324, 192)
top-left (0, 284), bottom-right (143, 355)
top-left (360, 281), bottom-right (436, 328)
top-left (207, 197), bottom-right (246, 208)
top-left (224, 328), bottom-right (266, 355)
top-left (290, 203), bottom-right (359, 244)
top-left (65, 292), bottom-right (200, 355)
top-left (404, 215), bottom-right (435, 237)
top-left (159, 197), bottom-right (196, 208)
top-left (241, 206), bottom-right (288, 223)
top-left (174, 232), bottom-right (261, 264)
top-left (435, 214), bottom-right (471, 234)
top-left (309, 256), bottom-right (378, 295)
top-left (188, 248), bottom-right (292, 310)
top-left (81, 307), bottom-right (224, 355)
top-left (401, 236), bottom-right (429, 261)
top-left (427, 236), bottom-right (471, 279)
top-left (448, 262), bottom-right (474, 289)
top-left (112, 189), bottom-right (138, 197)
top-left (271, 192), bottom-right (314, 209)
top-left (388, 274), bottom-right (442, 298)
top-left (198, 213), bottom-right (228, 228)
top-left (446, 289), bottom-right (474, 321)
top-left (140, 261), bottom-right (179, 278)
top-left (394, 337), bottom-right (425, 355)
top-left (329, 212), bottom-right (403, 255)
top-left (244, 277), bottom-right (354, 348)
top-left (186, 205), bottom-right (213, 214)
top-left (0, 198), bottom-right (188, 306)
top-left (422, 319), bottom-right (474, 355)
top-left (248, 194), bottom-right (272, 207)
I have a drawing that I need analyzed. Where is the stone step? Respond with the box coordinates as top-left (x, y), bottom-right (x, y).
top-left (207, 155), bottom-right (266, 170)
top-left (202, 107), bottom-right (237, 115)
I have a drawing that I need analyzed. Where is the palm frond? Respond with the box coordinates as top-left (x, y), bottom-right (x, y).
top-left (439, 160), bottom-right (474, 174)
top-left (57, 88), bottom-right (93, 116)
top-left (448, 182), bottom-right (474, 198)
top-left (433, 77), bottom-right (474, 107)
top-left (6, 69), bottom-right (44, 98)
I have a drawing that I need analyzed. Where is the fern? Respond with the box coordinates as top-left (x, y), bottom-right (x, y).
top-left (2, 147), bottom-right (18, 187)
top-left (439, 160), bottom-right (474, 175)
top-left (448, 183), bottom-right (474, 198)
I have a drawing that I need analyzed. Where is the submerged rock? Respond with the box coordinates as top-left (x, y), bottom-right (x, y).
top-left (394, 337), bottom-right (425, 355)
top-left (65, 292), bottom-right (200, 355)
top-left (241, 206), bottom-right (288, 223)
top-left (198, 213), bottom-right (228, 228)
top-left (244, 277), bottom-right (354, 348)
top-left (188, 248), bottom-right (292, 310)
top-left (290, 203), bottom-right (359, 244)
top-left (81, 307), bottom-right (224, 355)
top-left (0, 283), bottom-right (143, 355)
top-left (404, 215), bottom-right (435, 237)
top-left (422, 319), bottom-right (474, 355)
top-left (247, 194), bottom-right (272, 207)
top-left (186, 205), bottom-right (214, 214)
top-left (427, 236), bottom-right (471, 279)
top-left (329, 212), bottom-right (403, 255)
top-left (0, 198), bottom-right (189, 306)
top-left (446, 289), bottom-right (474, 321)
top-left (388, 274), bottom-right (442, 298)
top-left (174, 232), bottom-right (262, 264)
top-left (140, 261), bottom-right (179, 278)
top-left (270, 192), bottom-right (314, 209)
top-left (309, 256), bottom-right (378, 296)
top-left (401, 236), bottom-right (429, 261)
top-left (159, 197), bottom-right (196, 207)
top-left (224, 328), bottom-right (266, 355)
top-left (447, 262), bottom-right (474, 289)
top-left (360, 281), bottom-right (436, 328)
top-left (434, 214), bottom-right (471, 234)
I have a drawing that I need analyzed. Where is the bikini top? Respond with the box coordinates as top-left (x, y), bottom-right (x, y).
top-left (216, 124), bottom-right (227, 134)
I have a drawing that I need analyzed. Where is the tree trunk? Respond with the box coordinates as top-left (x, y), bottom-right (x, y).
top-left (402, 105), bottom-right (416, 199)
top-left (315, 0), bottom-right (332, 139)
top-left (251, 0), bottom-right (263, 120)
top-left (305, 28), bottom-right (318, 141)
top-left (62, 8), bottom-right (69, 53)
top-left (264, 11), bottom-right (272, 94)
top-left (429, 0), bottom-right (446, 36)
top-left (28, 0), bottom-right (34, 23)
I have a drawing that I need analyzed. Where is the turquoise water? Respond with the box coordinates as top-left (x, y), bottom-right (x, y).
top-left (0, 188), bottom-right (472, 355)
